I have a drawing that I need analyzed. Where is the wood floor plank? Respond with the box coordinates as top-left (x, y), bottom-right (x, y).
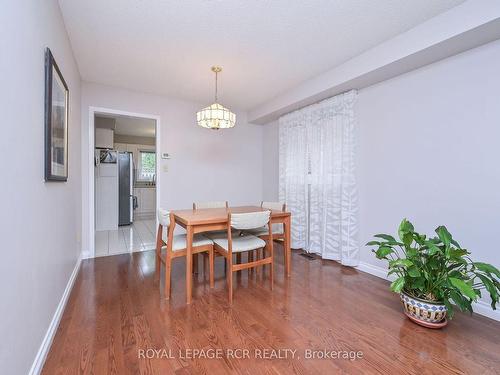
top-left (42, 244), bottom-right (500, 374)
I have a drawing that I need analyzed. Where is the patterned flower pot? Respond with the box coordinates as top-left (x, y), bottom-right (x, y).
top-left (400, 291), bottom-right (447, 328)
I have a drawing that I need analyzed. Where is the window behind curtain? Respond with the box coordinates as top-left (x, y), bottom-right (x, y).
top-left (138, 150), bottom-right (156, 181)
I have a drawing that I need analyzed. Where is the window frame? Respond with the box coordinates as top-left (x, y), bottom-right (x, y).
top-left (137, 149), bottom-right (156, 182)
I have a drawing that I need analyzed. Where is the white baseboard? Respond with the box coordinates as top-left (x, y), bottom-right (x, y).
top-left (29, 254), bottom-right (82, 375)
top-left (355, 261), bottom-right (500, 322)
top-left (471, 300), bottom-right (500, 321)
top-left (356, 261), bottom-right (396, 281)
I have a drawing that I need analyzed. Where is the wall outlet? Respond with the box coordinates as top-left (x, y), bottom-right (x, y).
top-left (161, 152), bottom-right (171, 159)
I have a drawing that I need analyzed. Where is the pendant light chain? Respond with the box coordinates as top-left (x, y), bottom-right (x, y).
top-left (214, 70), bottom-right (218, 103)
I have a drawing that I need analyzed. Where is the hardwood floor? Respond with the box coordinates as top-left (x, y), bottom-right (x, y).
top-left (42, 244), bottom-right (500, 374)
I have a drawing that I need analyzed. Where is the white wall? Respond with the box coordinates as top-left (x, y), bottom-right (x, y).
top-left (81, 82), bottom-right (264, 256)
top-left (357, 37), bottom-right (500, 315)
top-left (357, 39), bottom-right (500, 277)
top-left (261, 39), bottom-right (500, 310)
top-left (0, 1), bottom-right (82, 374)
top-left (262, 121), bottom-right (279, 201)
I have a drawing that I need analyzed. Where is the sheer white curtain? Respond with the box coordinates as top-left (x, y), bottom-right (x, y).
top-left (278, 111), bottom-right (308, 249)
top-left (279, 90), bottom-right (359, 266)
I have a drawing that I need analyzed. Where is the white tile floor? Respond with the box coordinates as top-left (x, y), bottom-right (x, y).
top-left (95, 219), bottom-right (157, 257)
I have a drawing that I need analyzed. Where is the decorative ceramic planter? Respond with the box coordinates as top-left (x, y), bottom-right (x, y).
top-left (400, 291), bottom-right (447, 327)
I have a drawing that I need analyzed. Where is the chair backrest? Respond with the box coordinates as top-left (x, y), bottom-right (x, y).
top-left (261, 202), bottom-right (285, 233)
top-left (193, 201), bottom-right (228, 209)
top-left (157, 208), bottom-right (170, 227)
top-left (157, 209), bottom-right (176, 248)
top-left (230, 211), bottom-right (270, 230)
top-left (261, 201), bottom-right (286, 211)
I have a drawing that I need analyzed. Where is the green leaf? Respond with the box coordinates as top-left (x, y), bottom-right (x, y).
top-left (411, 277), bottom-right (425, 290)
top-left (402, 233), bottom-right (413, 247)
top-left (390, 277), bottom-right (405, 293)
top-left (375, 246), bottom-right (394, 259)
top-left (450, 257), bottom-right (467, 266)
top-left (476, 274), bottom-right (499, 309)
top-left (365, 241), bottom-right (381, 246)
top-left (407, 266), bottom-right (421, 278)
top-left (406, 247), bottom-right (418, 258)
top-left (425, 240), bottom-right (441, 255)
top-left (450, 290), bottom-right (473, 314)
top-left (413, 234), bottom-right (427, 245)
top-left (428, 258), bottom-right (441, 270)
top-left (429, 236), bottom-right (441, 244)
top-left (449, 277), bottom-right (477, 300)
top-left (387, 269), bottom-right (400, 276)
top-left (448, 270), bottom-right (463, 279)
top-left (436, 226), bottom-right (452, 248)
top-left (473, 262), bottom-right (500, 278)
top-left (374, 234), bottom-right (397, 242)
top-left (449, 248), bottom-right (468, 260)
top-left (389, 259), bottom-right (413, 268)
top-left (444, 299), bottom-right (455, 319)
top-left (398, 219), bottom-right (414, 241)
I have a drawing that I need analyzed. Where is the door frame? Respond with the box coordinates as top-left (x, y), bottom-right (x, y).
top-left (87, 106), bottom-right (161, 259)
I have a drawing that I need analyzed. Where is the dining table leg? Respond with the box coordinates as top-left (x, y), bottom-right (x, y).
top-left (186, 225), bottom-right (193, 304)
top-left (284, 216), bottom-right (291, 277)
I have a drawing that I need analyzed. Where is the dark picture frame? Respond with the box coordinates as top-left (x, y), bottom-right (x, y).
top-left (44, 47), bottom-right (69, 181)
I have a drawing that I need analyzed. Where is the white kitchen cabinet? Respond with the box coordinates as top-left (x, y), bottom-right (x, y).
top-left (133, 187), bottom-right (156, 219)
top-left (95, 128), bottom-right (114, 149)
top-left (141, 188), bottom-right (156, 212)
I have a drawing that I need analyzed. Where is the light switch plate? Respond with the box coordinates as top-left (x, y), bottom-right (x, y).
top-left (162, 164), bottom-right (168, 172)
top-left (161, 152), bottom-right (171, 159)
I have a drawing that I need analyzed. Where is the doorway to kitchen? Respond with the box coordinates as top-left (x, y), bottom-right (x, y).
top-left (92, 110), bottom-right (160, 257)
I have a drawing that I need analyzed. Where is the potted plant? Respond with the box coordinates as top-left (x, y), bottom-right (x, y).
top-left (367, 219), bottom-right (500, 328)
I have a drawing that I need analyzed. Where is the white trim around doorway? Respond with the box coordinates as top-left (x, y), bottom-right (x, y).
top-left (87, 106), bottom-right (161, 259)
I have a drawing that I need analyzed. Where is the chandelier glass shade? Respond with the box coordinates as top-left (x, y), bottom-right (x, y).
top-left (197, 66), bottom-right (236, 129)
top-left (197, 103), bottom-right (236, 129)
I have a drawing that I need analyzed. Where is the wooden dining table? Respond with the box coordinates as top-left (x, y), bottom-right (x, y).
top-left (171, 205), bottom-right (292, 304)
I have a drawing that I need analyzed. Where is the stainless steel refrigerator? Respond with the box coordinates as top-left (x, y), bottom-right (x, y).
top-left (118, 152), bottom-right (134, 226)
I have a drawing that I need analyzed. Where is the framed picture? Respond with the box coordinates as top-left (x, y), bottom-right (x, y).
top-left (44, 48), bottom-right (69, 181)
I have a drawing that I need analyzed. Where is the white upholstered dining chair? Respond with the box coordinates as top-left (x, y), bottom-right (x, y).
top-left (156, 208), bottom-right (214, 299)
top-left (192, 201), bottom-right (230, 274)
top-left (244, 201), bottom-right (286, 266)
top-left (192, 201), bottom-right (228, 209)
top-left (211, 210), bottom-right (273, 303)
top-left (245, 201), bottom-right (286, 237)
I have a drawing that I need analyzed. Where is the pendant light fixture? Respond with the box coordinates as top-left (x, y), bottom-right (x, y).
top-left (197, 66), bottom-right (236, 129)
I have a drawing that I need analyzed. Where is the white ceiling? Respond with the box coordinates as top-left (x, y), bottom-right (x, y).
top-left (96, 114), bottom-right (155, 138)
top-left (59, 0), bottom-right (464, 110)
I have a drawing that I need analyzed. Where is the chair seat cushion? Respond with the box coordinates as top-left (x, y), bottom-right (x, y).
top-left (162, 232), bottom-right (213, 251)
top-left (211, 233), bottom-right (266, 253)
top-left (245, 225), bottom-right (283, 236)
